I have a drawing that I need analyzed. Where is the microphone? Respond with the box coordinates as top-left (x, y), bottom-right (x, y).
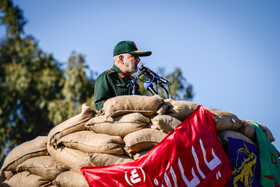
top-left (144, 82), bottom-right (158, 95)
top-left (138, 63), bottom-right (170, 84)
top-left (137, 62), bottom-right (155, 80)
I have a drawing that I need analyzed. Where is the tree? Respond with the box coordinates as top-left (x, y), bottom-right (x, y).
top-left (47, 52), bottom-right (95, 126)
top-left (166, 68), bottom-right (194, 100)
top-left (0, 0), bottom-right (95, 165)
top-left (0, 0), bottom-right (26, 38)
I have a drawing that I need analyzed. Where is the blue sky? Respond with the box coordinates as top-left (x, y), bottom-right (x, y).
top-left (3, 0), bottom-right (280, 150)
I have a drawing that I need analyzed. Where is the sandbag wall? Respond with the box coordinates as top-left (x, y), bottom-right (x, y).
top-left (0, 95), bottom-right (276, 186)
top-left (0, 104), bottom-right (95, 187)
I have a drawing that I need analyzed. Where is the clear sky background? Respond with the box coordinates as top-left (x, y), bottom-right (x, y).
top-left (3, 0), bottom-right (280, 150)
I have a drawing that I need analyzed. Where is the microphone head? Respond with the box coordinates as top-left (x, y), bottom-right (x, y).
top-left (144, 81), bottom-right (153, 90)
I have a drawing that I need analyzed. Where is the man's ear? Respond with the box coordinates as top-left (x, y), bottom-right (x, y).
top-left (119, 55), bottom-right (124, 64)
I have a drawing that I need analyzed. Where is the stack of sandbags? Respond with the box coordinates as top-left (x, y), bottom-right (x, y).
top-left (210, 109), bottom-right (275, 148)
top-left (0, 96), bottom-right (166, 186)
top-left (87, 95), bottom-right (167, 159)
top-left (1, 95), bottom-right (276, 186)
top-left (1, 104), bottom-right (96, 186)
top-left (148, 98), bottom-right (275, 154)
top-left (0, 136), bottom-right (53, 186)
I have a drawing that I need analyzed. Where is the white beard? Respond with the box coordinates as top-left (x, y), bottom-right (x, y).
top-left (124, 58), bottom-right (138, 74)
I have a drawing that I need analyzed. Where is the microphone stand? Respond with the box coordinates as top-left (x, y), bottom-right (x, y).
top-left (142, 70), bottom-right (171, 98)
top-left (127, 67), bottom-right (172, 99)
top-left (127, 71), bottom-right (144, 95)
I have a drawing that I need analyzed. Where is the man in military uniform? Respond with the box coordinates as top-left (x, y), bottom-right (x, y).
top-left (94, 41), bottom-right (152, 110)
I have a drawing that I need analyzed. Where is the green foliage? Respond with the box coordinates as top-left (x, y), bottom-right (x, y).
top-left (166, 68), bottom-right (194, 100)
top-left (0, 34), bottom-right (64, 165)
top-left (0, 0), bottom-right (95, 166)
top-left (47, 52), bottom-right (95, 125)
top-left (62, 52), bottom-right (94, 107)
top-left (0, 0), bottom-right (26, 38)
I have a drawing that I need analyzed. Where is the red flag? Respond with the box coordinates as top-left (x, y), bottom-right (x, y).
top-left (81, 105), bottom-right (232, 186)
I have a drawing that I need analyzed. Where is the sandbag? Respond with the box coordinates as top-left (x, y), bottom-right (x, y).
top-left (238, 119), bottom-right (256, 141)
top-left (1, 136), bottom-right (47, 172)
top-left (87, 122), bottom-right (147, 138)
top-left (210, 110), bottom-right (242, 131)
top-left (156, 102), bottom-right (172, 115)
top-left (218, 130), bottom-right (255, 146)
top-left (123, 129), bottom-right (167, 155)
top-left (103, 95), bottom-right (164, 117)
top-left (133, 150), bottom-right (149, 160)
top-left (47, 144), bottom-right (92, 173)
top-left (57, 131), bottom-right (124, 155)
top-left (1, 171), bottom-right (50, 187)
top-left (86, 112), bottom-right (150, 124)
top-left (52, 171), bottom-right (89, 187)
top-left (164, 99), bottom-right (198, 121)
top-left (88, 153), bottom-right (133, 166)
top-left (238, 119), bottom-right (275, 142)
top-left (86, 113), bottom-right (149, 137)
top-left (0, 171), bottom-right (13, 183)
top-left (16, 156), bottom-right (70, 181)
top-left (151, 115), bottom-right (181, 133)
top-left (48, 103), bottom-right (96, 148)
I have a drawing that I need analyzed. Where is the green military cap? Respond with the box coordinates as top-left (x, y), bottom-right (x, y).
top-left (113, 40), bottom-right (152, 57)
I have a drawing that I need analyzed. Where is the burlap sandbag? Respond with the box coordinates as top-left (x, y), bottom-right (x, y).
top-left (48, 103), bottom-right (96, 148)
top-left (57, 131), bottom-right (124, 155)
top-left (47, 144), bottom-right (92, 173)
top-left (238, 119), bottom-right (275, 142)
top-left (0, 171), bottom-right (13, 183)
top-left (133, 150), bottom-right (149, 160)
top-left (124, 129), bottom-right (167, 155)
top-left (87, 122), bottom-right (147, 138)
top-left (1, 136), bottom-right (47, 172)
top-left (1, 171), bottom-right (50, 187)
top-left (210, 110), bottom-right (242, 132)
top-left (151, 115), bottom-right (181, 133)
top-left (86, 113), bottom-right (149, 137)
top-left (16, 156), bottom-right (70, 181)
top-left (218, 130), bottom-right (255, 146)
top-left (52, 171), bottom-right (89, 187)
top-left (87, 112), bottom-right (150, 124)
top-left (156, 102), bottom-right (172, 115)
top-left (103, 95), bottom-right (164, 117)
top-left (164, 99), bottom-right (198, 121)
top-left (88, 153), bottom-right (133, 166)
top-left (238, 120), bottom-right (256, 141)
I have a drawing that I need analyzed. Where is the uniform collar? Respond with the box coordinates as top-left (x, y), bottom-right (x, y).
top-left (111, 65), bottom-right (124, 74)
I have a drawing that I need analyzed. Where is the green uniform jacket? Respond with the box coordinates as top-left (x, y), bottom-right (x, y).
top-left (94, 65), bottom-right (141, 110)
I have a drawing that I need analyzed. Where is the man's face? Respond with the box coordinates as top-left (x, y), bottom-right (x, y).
top-left (121, 53), bottom-right (140, 75)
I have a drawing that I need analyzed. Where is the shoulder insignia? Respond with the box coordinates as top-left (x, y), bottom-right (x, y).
top-left (118, 73), bottom-right (125, 78)
top-left (105, 69), bottom-right (115, 74)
